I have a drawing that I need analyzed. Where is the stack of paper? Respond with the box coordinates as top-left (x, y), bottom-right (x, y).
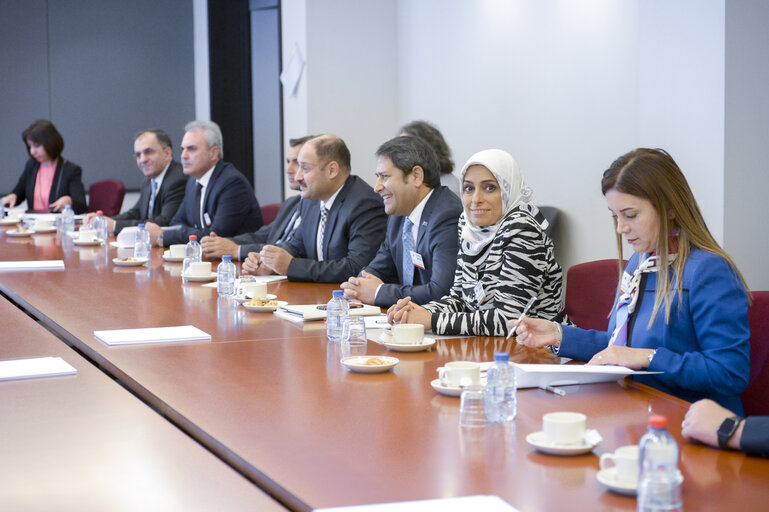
top-left (275, 303), bottom-right (382, 323)
top-left (0, 357), bottom-right (77, 381)
top-left (512, 363), bottom-right (661, 388)
top-left (94, 325), bottom-right (211, 346)
top-left (316, 495), bottom-right (518, 512)
top-left (0, 260), bottom-right (65, 271)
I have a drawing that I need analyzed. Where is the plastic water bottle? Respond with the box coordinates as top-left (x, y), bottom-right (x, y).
top-left (0, 201), bottom-right (4, 219)
top-left (182, 235), bottom-right (202, 276)
top-left (484, 352), bottom-right (517, 422)
top-left (217, 255), bottom-right (237, 297)
top-left (326, 290), bottom-right (349, 342)
top-left (92, 210), bottom-right (108, 243)
top-left (637, 415), bottom-right (682, 512)
top-left (134, 223), bottom-right (151, 260)
top-left (61, 204), bottom-right (75, 234)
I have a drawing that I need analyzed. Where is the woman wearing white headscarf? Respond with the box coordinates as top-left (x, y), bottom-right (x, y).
top-left (387, 149), bottom-right (565, 336)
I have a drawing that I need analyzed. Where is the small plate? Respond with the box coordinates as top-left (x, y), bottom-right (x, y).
top-left (430, 378), bottom-right (486, 397)
top-left (163, 252), bottom-right (185, 262)
top-left (384, 338), bottom-right (436, 352)
top-left (234, 293), bottom-right (277, 303)
top-left (341, 355), bottom-right (399, 373)
top-left (525, 431), bottom-right (600, 456)
top-left (73, 238), bottom-right (103, 246)
top-left (113, 257), bottom-right (149, 267)
top-left (31, 227), bottom-right (57, 233)
top-left (6, 229), bottom-right (34, 237)
top-left (0, 218), bottom-right (23, 226)
top-left (596, 468), bottom-right (682, 496)
top-left (243, 300), bottom-right (288, 312)
top-left (182, 272), bottom-right (217, 282)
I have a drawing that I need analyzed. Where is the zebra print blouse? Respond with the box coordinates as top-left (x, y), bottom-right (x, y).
top-left (422, 204), bottom-right (565, 336)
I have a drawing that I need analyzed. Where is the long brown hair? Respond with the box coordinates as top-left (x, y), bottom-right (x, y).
top-left (601, 148), bottom-right (750, 324)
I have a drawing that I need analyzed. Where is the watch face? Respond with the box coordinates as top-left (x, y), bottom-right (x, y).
top-left (717, 416), bottom-right (741, 448)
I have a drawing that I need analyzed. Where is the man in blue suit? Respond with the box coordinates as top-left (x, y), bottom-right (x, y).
top-left (341, 136), bottom-right (462, 307)
top-left (241, 134), bottom-right (387, 283)
top-left (146, 120), bottom-right (262, 247)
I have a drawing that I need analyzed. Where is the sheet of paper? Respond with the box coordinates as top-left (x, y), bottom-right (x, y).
top-left (316, 495), bottom-right (518, 512)
top-left (202, 275), bottom-right (287, 288)
top-left (0, 356), bottom-right (77, 381)
top-left (366, 326), bottom-right (474, 343)
top-left (512, 363), bottom-right (661, 388)
top-left (94, 325), bottom-right (211, 346)
top-left (0, 260), bottom-right (65, 271)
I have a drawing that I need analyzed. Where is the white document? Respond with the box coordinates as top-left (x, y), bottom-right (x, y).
top-left (202, 275), bottom-right (288, 288)
top-left (512, 363), bottom-right (661, 388)
top-left (277, 303), bottom-right (382, 322)
top-left (0, 356), bottom-right (77, 381)
top-left (94, 325), bottom-right (211, 346)
top-left (316, 495), bottom-right (518, 512)
top-left (0, 260), bottom-right (65, 271)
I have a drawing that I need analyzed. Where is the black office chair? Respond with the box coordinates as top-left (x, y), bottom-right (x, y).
top-left (537, 206), bottom-right (559, 237)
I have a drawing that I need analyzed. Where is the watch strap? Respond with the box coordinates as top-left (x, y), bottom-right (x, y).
top-left (717, 415), bottom-right (743, 449)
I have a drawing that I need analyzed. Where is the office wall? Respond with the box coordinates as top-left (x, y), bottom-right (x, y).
top-left (0, 0), bottom-right (195, 194)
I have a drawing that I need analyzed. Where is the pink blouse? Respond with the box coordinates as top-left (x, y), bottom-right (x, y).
top-left (33, 160), bottom-right (57, 211)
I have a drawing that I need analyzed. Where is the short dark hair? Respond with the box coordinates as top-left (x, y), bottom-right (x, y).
top-left (400, 120), bottom-right (454, 176)
top-left (135, 129), bottom-right (173, 149)
top-left (22, 120), bottom-right (64, 160)
top-left (376, 136), bottom-right (440, 188)
top-left (312, 135), bottom-right (351, 173)
top-left (289, 135), bottom-right (317, 147)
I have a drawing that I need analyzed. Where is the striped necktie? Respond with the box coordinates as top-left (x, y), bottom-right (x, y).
top-left (402, 217), bottom-right (415, 286)
top-left (147, 179), bottom-right (159, 218)
top-left (317, 206), bottom-right (328, 260)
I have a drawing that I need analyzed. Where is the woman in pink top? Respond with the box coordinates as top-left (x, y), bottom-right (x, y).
top-left (1, 120), bottom-right (86, 213)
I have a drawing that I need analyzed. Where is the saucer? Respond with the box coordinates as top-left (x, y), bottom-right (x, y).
top-left (341, 355), bottom-right (399, 373)
top-left (73, 238), bottom-right (102, 246)
top-left (162, 251), bottom-right (185, 262)
top-left (243, 300), bottom-right (287, 312)
top-left (113, 257), bottom-right (149, 267)
top-left (597, 468), bottom-right (683, 496)
top-left (525, 431), bottom-right (601, 456)
top-left (6, 229), bottom-right (33, 237)
top-left (384, 338), bottom-right (436, 352)
top-left (32, 227), bottom-right (57, 233)
top-left (430, 378), bottom-right (485, 397)
top-left (0, 218), bottom-right (23, 226)
top-left (234, 293), bottom-right (277, 303)
top-left (182, 272), bottom-right (217, 282)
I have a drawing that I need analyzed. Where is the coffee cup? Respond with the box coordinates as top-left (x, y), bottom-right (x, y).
top-left (78, 228), bottom-right (97, 241)
top-left (187, 261), bottom-right (212, 277)
top-left (600, 445), bottom-right (639, 484)
top-left (438, 361), bottom-right (481, 388)
top-left (242, 281), bottom-right (267, 299)
top-left (34, 218), bottom-right (53, 230)
top-left (542, 411), bottom-right (586, 445)
top-left (169, 244), bottom-right (186, 258)
top-left (392, 323), bottom-right (424, 344)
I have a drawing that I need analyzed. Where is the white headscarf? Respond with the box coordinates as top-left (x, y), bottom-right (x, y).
top-left (459, 149), bottom-right (533, 256)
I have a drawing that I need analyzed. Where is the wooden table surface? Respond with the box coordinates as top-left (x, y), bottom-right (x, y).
top-left (2, 231), bottom-right (768, 511)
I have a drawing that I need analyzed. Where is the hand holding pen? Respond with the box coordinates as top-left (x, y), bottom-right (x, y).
top-left (507, 295), bottom-right (537, 342)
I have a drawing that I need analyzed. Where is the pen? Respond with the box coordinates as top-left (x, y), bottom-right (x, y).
top-left (539, 384), bottom-right (566, 396)
top-left (507, 295), bottom-right (537, 340)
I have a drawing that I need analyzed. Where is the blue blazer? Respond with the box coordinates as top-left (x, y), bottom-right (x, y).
top-left (281, 175), bottom-right (387, 283)
top-left (560, 249), bottom-right (751, 414)
top-left (163, 160), bottom-right (262, 246)
top-left (364, 186), bottom-right (462, 307)
top-left (741, 417), bottom-right (769, 457)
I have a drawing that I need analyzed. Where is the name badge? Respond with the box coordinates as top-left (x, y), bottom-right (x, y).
top-left (410, 251), bottom-right (425, 270)
top-left (204, 212), bottom-right (212, 227)
top-left (620, 271), bottom-right (632, 294)
top-left (474, 281), bottom-right (486, 305)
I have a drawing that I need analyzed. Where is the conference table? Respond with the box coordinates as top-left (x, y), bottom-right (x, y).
top-left (1, 229), bottom-right (768, 511)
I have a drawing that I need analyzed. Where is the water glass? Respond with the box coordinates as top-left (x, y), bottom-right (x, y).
top-left (459, 383), bottom-right (488, 428)
top-left (343, 315), bottom-right (367, 348)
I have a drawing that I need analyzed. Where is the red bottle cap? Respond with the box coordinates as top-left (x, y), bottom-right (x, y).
top-left (649, 415), bottom-right (667, 429)
top-left (96, 210), bottom-right (103, 215)
top-left (189, 235), bottom-right (197, 241)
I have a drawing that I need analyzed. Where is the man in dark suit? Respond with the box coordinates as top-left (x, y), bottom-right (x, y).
top-left (85, 130), bottom-right (187, 235)
top-left (146, 121), bottom-right (262, 247)
top-left (341, 136), bottom-right (462, 307)
top-left (241, 134), bottom-right (387, 283)
top-left (200, 135), bottom-right (314, 260)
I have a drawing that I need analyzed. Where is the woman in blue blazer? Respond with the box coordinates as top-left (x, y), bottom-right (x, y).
top-left (513, 148), bottom-right (751, 414)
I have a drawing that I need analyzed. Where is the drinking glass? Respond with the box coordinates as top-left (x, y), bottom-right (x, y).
top-left (342, 316), bottom-right (368, 357)
top-left (459, 382), bottom-right (488, 428)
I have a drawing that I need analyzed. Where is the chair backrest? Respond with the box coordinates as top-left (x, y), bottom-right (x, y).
top-left (742, 290), bottom-right (769, 416)
top-left (564, 259), bottom-right (623, 331)
top-left (88, 179), bottom-right (126, 216)
top-left (260, 202), bottom-right (281, 226)
top-left (537, 206), bottom-right (559, 237)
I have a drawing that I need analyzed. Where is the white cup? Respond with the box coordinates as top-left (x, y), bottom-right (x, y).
top-left (242, 281), bottom-right (267, 299)
top-left (600, 445), bottom-right (639, 484)
top-left (542, 411), bottom-right (587, 445)
top-left (169, 244), bottom-right (186, 258)
top-left (438, 361), bottom-right (481, 387)
top-left (187, 261), bottom-right (212, 277)
top-left (392, 323), bottom-right (424, 344)
top-left (34, 219), bottom-right (52, 230)
top-left (78, 228), bottom-right (97, 241)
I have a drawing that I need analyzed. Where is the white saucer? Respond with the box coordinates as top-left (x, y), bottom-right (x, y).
top-left (73, 238), bottom-right (103, 246)
top-left (242, 300), bottom-right (288, 312)
top-left (112, 257), bottom-right (149, 267)
top-left (6, 229), bottom-right (33, 237)
top-left (0, 218), bottom-right (23, 226)
top-left (341, 355), bottom-right (399, 373)
top-left (525, 431), bottom-right (601, 456)
top-left (234, 293), bottom-right (277, 303)
top-left (162, 252), bottom-right (185, 262)
top-left (596, 468), bottom-right (683, 496)
top-left (430, 378), bottom-right (485, 397)
top-left (182, 272), bottom-right (217, 282)
top-left (384, 338), bottom-right (436, 352)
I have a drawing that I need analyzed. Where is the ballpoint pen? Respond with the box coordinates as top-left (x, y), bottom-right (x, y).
top-left (507, 295), bottom-right (537, 340)
top-left (539, 384), bottom-right (566, 396)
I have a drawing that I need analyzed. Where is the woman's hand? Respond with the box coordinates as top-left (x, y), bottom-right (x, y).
top-left (1, 193), bottom-right (17, 208)
top-left (49, 195), bottom-right (72, 212)
top-left (508, 317), bottom-right (560, 348)
top-left (587, 346), bottom-right (655, 369)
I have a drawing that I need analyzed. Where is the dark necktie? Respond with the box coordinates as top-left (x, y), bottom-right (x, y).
top-left (318, 206), bottom-right (329, 259)
top-left (402, 217), bottom-right (415, 286)
top-left (195, 182), bottom-right (204, 228)
top-left (147, 180), bottom-right (158, 218)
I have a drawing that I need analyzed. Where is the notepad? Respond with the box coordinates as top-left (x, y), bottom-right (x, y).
top-left (202, 275), bottom-right (287, 288)
top-left (0, 260), bottom-right (65, 271)
top-left (0, 357), bottom-right (77, 381)
top-left (94, 326), bottom-right (211, 346)
top-left (316, 495), bottom-right (518, 512)
top-left (512, 363), bottom-right (661, 388)
top-left (276, 303), bottom-right (382, 322)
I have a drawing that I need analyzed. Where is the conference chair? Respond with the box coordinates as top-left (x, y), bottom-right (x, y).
top-left (742, 290), bottom-right (769, 416)
top-left (564, 259), bottom-right (622, 331)
top-left (260, 203), bottom-right (281, 226)
top-left (538, 206), bottom-right (559, 237)
top-left (87, 179), bottom-right (125, 216)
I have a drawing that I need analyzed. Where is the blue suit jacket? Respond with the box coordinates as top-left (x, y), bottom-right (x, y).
top-left (281, 175), bottom-right (387, 283)
top-left (741, 417), bottom-right (769, 457)
top-left (163, 160), bottom-right (262, 246)
top-left (364, 186), bottom-right (462, 307)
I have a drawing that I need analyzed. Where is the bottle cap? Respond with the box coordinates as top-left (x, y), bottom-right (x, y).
top-left (222, 255), bottom-right (232, 262)
top-left (648, 415), bottom-right (667, 429)
top-left (97, 210), bottom-right (103, 215)
top-left (189, 235), bottom-right (197, 241)
top-left (138, 223), bottom-right (145, 229)
top-left (494, 352), bottom-right (510, 362)
top-left (332, 290), bottom-right (344, 298)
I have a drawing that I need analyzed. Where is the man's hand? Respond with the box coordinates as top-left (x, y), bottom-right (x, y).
top-left (145, 222), bottom-right (163, 246)
top-left (341, 270), bottom-right (382, 305)
top-left (201, 232), bottom-right (239, 260)
top-left (259, 245), bottom-right (293, 276)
